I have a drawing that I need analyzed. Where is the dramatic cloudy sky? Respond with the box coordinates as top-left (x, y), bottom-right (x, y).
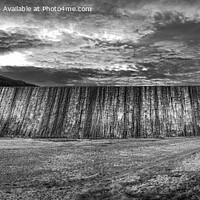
top-left (0, 0), bottom-right (200, 86)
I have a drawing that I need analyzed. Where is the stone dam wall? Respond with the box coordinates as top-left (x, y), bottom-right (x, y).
top-left (0, 87), bottom-right (200, 138)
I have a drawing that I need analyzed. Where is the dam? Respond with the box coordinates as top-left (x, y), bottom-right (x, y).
top-left (0, 86), bottom-right (199, 138)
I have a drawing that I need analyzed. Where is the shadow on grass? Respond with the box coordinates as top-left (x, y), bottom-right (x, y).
top-left (74, 173), bottom-right (200, 200)
top-left (124, 174), bottom-right (200, 200)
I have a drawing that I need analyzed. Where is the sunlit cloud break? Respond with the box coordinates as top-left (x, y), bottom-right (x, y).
top-left (0, 52), bottom-right (33, 66)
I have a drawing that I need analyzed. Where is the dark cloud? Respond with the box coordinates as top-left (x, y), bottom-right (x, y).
top-left (0, 30), bottom-right (51, 52)
top-left (0, 66), bottom-right (142, 86)
top-left (0, 0), bottom-right (200, 85)
top-left (1, 56), bottom-right (200, 86)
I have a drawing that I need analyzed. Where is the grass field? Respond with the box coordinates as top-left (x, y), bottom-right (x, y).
top-left (1, 138), bottom-right (200, 199)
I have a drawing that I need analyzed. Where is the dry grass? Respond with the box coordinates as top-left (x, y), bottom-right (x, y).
top-left (1, 138), bottom-right (200, 199)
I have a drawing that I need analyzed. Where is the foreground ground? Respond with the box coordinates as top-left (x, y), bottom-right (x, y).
top-left (1, 138), bottom-right (200, 199)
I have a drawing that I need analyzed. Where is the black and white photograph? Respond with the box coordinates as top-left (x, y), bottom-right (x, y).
top-left (1, 0), bottom-right (200, 200)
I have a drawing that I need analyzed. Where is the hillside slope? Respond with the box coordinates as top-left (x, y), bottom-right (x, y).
top-left (0, 75), bottom-right (36, 86)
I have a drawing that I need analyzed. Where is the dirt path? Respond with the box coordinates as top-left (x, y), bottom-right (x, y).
top-left (116, 146), bottom-right (200, 180)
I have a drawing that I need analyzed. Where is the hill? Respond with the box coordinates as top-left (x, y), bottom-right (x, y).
top-left (0, 75), bottom-right (36, 86)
